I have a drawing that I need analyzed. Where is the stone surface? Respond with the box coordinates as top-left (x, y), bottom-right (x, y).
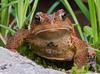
top-left (0, 47), bottom-right (99, 74)
top-left (0, 47), bottom-right (66, 74)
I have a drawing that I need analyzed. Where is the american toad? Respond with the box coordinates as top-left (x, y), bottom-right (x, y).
top-left (6, 9), bottom-right (95, 68)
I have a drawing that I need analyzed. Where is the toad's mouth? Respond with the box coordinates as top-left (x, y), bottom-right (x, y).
top-left (35, 28), bottom-right (71, 40)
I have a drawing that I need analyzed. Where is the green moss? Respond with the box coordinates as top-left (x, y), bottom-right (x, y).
top-left (70, 64), bottom-right (89, 74)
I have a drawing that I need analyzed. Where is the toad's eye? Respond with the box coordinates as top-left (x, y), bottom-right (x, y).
top-left (34, 14), bottom-right (41, 23)
top-left (60, 12), bottom-right (66, 21)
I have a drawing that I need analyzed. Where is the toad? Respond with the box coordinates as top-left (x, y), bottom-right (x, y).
top-left (6, 9), bottom-right (95, 68)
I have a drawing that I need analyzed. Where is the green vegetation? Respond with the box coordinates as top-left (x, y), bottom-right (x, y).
top-left (0, 0), bottom-right (39, 45)
top-left (0, 0), bottom-right (9, 34)
top-left (70, 64), bottom-right (89, 74)
top-left (1, 0), bottom-right (100, 73)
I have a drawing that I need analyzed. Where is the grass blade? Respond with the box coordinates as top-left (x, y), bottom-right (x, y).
top-left (88, 0), bottom-right (98, 44)
top-left (23, 0), bottom-right (29, 27)
top-left (0, 1), bottom-right (18, 11)
top-left (17, 0), bottom-right (24, 28)
top-left (47, 1), bottom-right (60, 14)
top-left (14, 0), bottom-right (30, 29)
top-left (60, 0), bottom-right (84, 40)
top-left (0, 24), bottom-right (15, 33)
top-left (95, 0), bottom-right (100, 41)
top-left (28, 0), bottom-right (39, 29)
top-left (74, 0), bottom-right (89, 20)
top-left (0, 33), bottom-right (6, 45)
top-left (0, 0), bottom-right (9, 35)
top-left (60, 0), bottom-right (78, 24)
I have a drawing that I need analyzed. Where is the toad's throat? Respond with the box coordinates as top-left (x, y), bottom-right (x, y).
top-left (35, 28), bottom-right (70, 40)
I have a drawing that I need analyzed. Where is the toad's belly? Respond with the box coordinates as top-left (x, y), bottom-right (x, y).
top-left (33, 47), bottom-right (74, 61)
top-left (28, 34), bottom-right (75, 61)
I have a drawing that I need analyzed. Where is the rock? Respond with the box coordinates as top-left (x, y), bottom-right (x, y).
top-left (0, 47), bottom-right (66, 74)
top-left (0, 47), bottom-right (99, 74)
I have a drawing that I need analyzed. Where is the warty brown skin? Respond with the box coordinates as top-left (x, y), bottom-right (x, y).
top-left (6, 9), bottom-right (89, 68)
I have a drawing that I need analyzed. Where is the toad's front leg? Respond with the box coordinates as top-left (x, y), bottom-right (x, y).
top-left (72, 36), bottom-right (96, 71)
top-left (6, 29), bottom-right (30, 52)
top-left (71, 36), bottom-right (88, 68)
